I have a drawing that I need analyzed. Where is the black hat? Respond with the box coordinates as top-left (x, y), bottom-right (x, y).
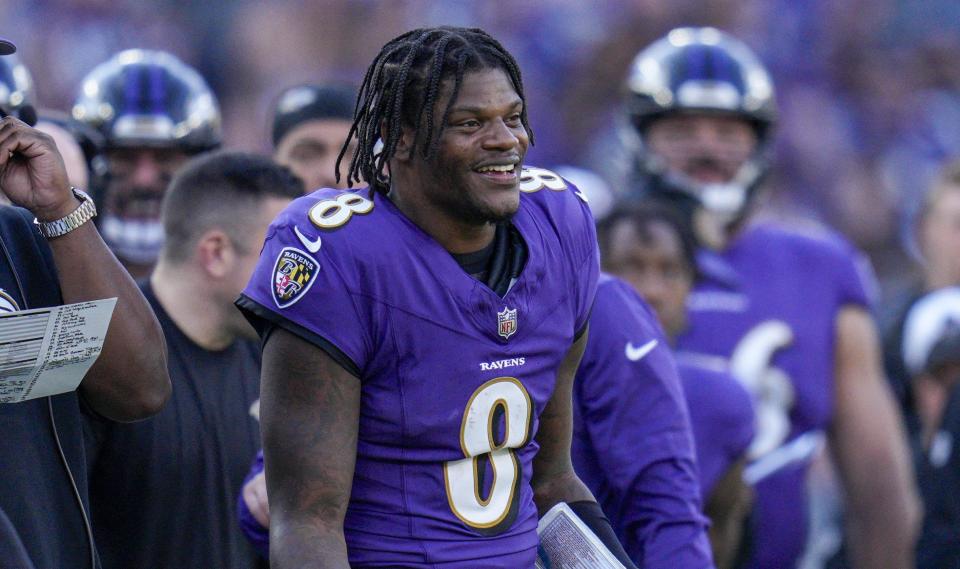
top-left (272, 84), bottom-right (356, 147)
top-left (903, 287), bottom-right (960, 375)
top-left (0, 38), bottom-right (14, 56)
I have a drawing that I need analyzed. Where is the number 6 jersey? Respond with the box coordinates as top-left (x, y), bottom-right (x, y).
top-left (237, 169), bottom-right (599, 568)
top-left (674, 223), bottom-right (873, 569)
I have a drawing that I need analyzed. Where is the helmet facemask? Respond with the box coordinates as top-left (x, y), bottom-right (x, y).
top-left (625, 27), bottom-right (776, 230)
top-left (73, 49), bottom-right (221, 267)
top-left (639, 122), bottom-right (768, 228)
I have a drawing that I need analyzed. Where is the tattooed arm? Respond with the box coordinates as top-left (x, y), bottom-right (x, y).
top-left (260, 328), bottom-right (361, 569)
top-left (531, 330), bottom-right (595, 510)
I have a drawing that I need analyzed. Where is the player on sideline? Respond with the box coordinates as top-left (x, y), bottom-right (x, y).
top-left (571, 266), bottom-right (717, 568)
top-left (73, 50), bottom-right (221, 279)
top-left (594, 203), bottom-right (755, 568)
top-left (236, 27), bottom-right (635, 568)
top-left (622, 27), bottom-right (919, 569)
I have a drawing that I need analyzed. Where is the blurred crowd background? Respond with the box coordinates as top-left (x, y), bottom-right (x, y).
top-left (8, 0), bottom-right (960, 299)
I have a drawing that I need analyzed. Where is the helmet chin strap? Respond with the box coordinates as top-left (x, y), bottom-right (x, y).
top-left (643, 156), bottom-right (765, 250)
top-left (699, 182), bottom-right (747, 219)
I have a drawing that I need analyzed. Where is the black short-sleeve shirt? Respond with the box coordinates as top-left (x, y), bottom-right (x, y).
top-left (86, 282), bottom-right (266, 569)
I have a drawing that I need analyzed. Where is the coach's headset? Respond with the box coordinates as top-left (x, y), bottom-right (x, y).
top-left (0, 59), bottom-right (99, 569)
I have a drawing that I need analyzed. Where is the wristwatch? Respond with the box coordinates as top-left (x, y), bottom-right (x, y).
top-left (34, 187), bottom-right (98, 239)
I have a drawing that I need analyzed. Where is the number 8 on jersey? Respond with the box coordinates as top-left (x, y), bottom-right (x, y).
top-left (443, 377), bottom-right (532, 535)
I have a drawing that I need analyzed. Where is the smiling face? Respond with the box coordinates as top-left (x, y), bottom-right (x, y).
top-left (101, 145), bottom-right (191, 272)
top-left (401, 67), bottom-right (529, 227)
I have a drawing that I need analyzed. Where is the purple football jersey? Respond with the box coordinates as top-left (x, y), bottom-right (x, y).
top-left (675, 358), bottom-right (755, 498)
top-left (675, 224), bottom-right (872, 569)
top-left (572, 274), bottom-right (714, 568)
top-left (238, 168), bottom-right (599, 568)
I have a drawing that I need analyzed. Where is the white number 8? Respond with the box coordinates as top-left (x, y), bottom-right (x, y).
top-left (519, 166), bottom-right (568, 193)
top-left (308, 193), bottom-right (374, 229)
top-left (443, 377), bottom-right (532, 533)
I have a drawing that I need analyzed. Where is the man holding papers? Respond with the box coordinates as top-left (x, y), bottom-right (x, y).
top-left (0, 36), bottom-right (170, 569)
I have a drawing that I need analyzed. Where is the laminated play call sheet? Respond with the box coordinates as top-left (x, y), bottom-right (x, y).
top-left (0, 299), bottom-right (116, 403)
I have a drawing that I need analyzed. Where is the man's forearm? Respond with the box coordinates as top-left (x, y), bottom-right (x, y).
top-left (845, 500), bottom-right (917, 569)
top-left (532, 469), bottom-right (595, 514)
top-left (706, 461), bottom-right (751, 569)
top-left (262, 329), bottom-right (362, 569)
top-left (831, 307), bottom-right (920, 569)
top-left (842, 451), bottom-right (918, 569)
top-left (48, 221), bottom-right (170, 421)
top-left (271, 520), bottom-right (351, 569)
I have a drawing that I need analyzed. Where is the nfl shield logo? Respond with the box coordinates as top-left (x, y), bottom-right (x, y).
top-left (497, 307), bottom-right (518, 340)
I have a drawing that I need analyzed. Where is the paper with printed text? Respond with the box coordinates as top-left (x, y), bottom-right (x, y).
top-left (536, 502), bottom-right (627, 569)
top-left (0, 299), bottom-right (116, 403)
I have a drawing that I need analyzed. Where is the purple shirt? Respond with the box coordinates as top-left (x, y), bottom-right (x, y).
top-left (675, 223), bottom-right (871, 569)
top-left (572, 274), bottom-right (714, 568)
top-left (675, 359), bottom-right (755, 498)
top-left (238, 170), bottom-right (599, 568)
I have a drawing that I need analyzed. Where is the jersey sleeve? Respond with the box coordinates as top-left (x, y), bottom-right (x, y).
top-left (566, 179), bottom-right (601, 337)
top-left (573, 277), bottom-right (712, 566)
top-left (575, 240), bottom-right (600, 338)
top-left (236, 209), bottom-right (371, 377)
top-left (576, 278), bottom-right (697, 468)
top-left (822, 234), bottom-right (875, 310)
top-left (517, 168), bottom-right (599, 338)
top-left (718, 370), bottom-right (756, 464)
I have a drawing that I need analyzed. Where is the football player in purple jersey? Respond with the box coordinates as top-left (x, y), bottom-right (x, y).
top-left (621, 27), bottom-right (919, 569)
top-left (73, 50), bottom-right (221, 280)
top-left (570, 265), bottom-right (717, 568)
top-left (597, 203), bottom-right (755, 569)
top-left (238, 85), bottom-right (360, 538)
top-left (236, 27), bottom-right (635, 569)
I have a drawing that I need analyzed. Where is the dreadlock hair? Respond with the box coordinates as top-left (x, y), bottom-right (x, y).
top-left (336, 26), bottom-right (534, 194)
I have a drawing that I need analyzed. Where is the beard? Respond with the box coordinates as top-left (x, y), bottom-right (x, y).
top-left (426, 156), bottom-right (521, 226)
top-left (100, 181), bottom-right (170, 264)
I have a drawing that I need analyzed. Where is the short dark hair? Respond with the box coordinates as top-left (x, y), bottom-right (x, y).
top-left (597, 201), bottom-right (699, 277)
top-left (338, 26), bottom-right (532, 193)
top-left (161, 151), bottom-right (302, 264)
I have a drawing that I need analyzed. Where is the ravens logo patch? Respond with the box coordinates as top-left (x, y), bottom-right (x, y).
top-left (272, 247), bottom-right (319, 308)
